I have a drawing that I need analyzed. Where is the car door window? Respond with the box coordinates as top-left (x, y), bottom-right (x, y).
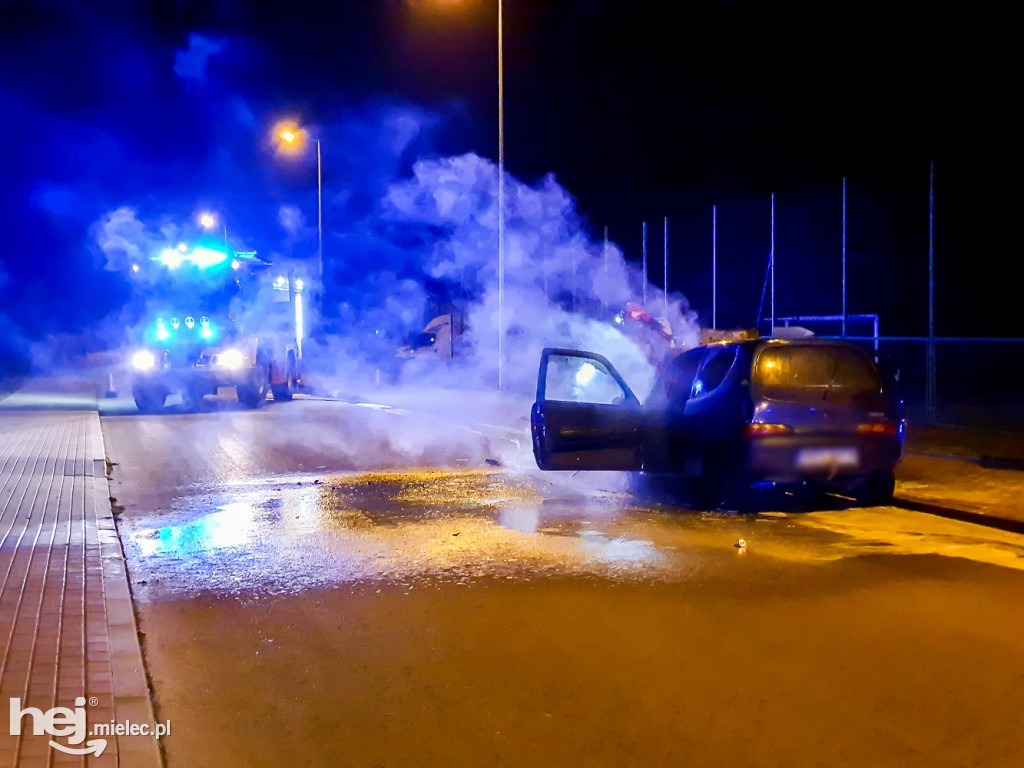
top-left (545, 354), bottom-right (627, 405)
top-left (691, 345), bottom-right (738, 398)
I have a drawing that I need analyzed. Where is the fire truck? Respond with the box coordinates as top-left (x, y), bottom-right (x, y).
top-left (123, 239), bottom-right (305, 413)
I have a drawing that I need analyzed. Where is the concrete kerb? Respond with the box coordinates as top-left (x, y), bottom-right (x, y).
top-left (89, 412), bottom-right (162, 767)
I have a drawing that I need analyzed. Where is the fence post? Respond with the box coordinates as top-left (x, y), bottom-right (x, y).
top-left (925, 160), bottom-right (936, 423)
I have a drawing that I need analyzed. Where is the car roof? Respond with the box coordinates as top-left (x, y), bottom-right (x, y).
top-left (661, 337), bottom-right (872, 365)
top-left (701, 337), bottom-right (868, 350)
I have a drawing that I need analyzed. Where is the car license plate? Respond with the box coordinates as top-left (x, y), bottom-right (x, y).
top-left (796, 447), bottom-right (859, 470)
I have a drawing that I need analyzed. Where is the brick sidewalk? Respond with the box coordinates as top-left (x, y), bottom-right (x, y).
top-left (0, 412), bottom-right (159, 768)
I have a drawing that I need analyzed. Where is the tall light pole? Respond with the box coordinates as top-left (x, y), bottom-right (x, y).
top-left (276, 123), bottom-right (323, 286)
top-left (422, 0), bottom-right (504, 389)
top-left (496, 0), bottom-right (505, 392)
top-left (316, 139), bottom-right (323, 285)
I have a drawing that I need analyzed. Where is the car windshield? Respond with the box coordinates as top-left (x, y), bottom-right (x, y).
top-left (753, 344), bottom-right (881, 402)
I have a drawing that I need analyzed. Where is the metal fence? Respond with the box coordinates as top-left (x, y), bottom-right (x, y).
top-left (760, 316), bottom-right (1023, 427)
top-left (621, 166), bottom-right (1019, 431)
top-left (768, 331), bottom-right (1024, 431)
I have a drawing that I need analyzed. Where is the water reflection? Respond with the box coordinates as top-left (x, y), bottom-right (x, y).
top-left (135, 501), bottom-right (261, 557)
top-left (498, 505), bottom-right (541, 534)
top-left (578, 530), bottom-right (664, 565)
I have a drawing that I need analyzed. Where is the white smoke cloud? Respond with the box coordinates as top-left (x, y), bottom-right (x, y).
top-left (381, 153), bottom-right (700, 398)
top-left (92, 206), bottom-right (181, 273)
top-left (278, 204), bottom-right (309, 242)
top-left (82, 114), bottom-right (701, 426)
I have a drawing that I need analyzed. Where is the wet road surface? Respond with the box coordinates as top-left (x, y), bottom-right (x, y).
top-left (101, 397), bottom-right (1024, 767)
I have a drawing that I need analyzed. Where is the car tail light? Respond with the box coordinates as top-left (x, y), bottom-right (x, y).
top-left (744, 422), bottom-right (793, 437)
top-left (857, 422), bottom-right (898, 435)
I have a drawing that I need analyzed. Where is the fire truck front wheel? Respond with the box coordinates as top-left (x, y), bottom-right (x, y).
top-left (181, 384), bottom-right (209, 413)
top-left (132, 386), bottom-right (166, 414)
top-left (237, 365), bottom-right (270, 409)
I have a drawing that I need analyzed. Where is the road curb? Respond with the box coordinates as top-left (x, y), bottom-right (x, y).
top-left (894, 496), bottom-right (1024, 535)
top-left (92, 412), bottom-right (163, 768)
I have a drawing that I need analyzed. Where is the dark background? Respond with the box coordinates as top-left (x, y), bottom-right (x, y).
top-left (0, 0), bottom-right (1015, 368)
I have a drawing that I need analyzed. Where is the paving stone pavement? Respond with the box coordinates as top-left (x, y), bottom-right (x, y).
top-left (0, 411), bottom-right (160, 768)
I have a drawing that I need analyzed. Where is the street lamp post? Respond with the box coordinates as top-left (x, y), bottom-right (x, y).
top-left (496, 0), bottom-right (505, 393)
top-left (317, 139), bottom-right (323, 286)
top-left (276, 125), bottom-right (323, 287)
top-left (420, 0), bottom-right (504, 390)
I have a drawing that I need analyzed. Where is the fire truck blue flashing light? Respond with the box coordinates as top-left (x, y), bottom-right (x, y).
top-left (190, 246), bottom-right (229, 269)
top-left (156, 244), bottom-right (229, 270)
top-left (156, 326), bottom-right (171, 342)
top-left (200, 327), bottom-right (213, 340)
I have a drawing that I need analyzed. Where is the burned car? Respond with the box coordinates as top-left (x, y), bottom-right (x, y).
top-left (530, 338), bottom-right (905, 508)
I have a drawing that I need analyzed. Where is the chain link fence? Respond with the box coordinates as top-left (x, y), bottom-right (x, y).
top-left (640, 169), bottom-right (1018, 431)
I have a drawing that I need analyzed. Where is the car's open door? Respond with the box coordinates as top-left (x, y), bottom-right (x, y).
top-left (531, 348), bottom-right (643, 471)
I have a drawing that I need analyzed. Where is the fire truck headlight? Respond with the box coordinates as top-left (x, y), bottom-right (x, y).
top-left (217, 349), bottom-right (245, 370)
top-left (132, 350), bottom-right (157, 371)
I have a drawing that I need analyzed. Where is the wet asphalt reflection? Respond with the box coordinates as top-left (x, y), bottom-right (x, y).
top-left (121, 467), bottom-right (1024, 601)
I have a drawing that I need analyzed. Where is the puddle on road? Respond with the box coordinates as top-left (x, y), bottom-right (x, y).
top-left (124, 470), bottom-right (724, 599)
top-left (122, 469), bottom-right (1024, 600)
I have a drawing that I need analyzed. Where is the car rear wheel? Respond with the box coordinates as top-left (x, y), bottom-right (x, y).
top-left (691, 473), bottom-right (749, 511)
top-left (692, 449), bottom-right (750, 511)
top-left (852, 470), bottom-right (896, 506)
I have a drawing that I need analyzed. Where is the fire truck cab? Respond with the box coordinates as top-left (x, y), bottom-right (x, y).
top-left (125, 243), bottom-right (304, 413)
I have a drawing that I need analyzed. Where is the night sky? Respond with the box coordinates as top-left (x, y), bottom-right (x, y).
top-left (0, 0), bottom-right (1015, 361)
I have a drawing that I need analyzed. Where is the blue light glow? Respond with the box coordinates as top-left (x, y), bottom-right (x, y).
top-left (200, 327), bottom-right (213, 339)
top-left (159, 248), bottom-right (185, 269)
top-left (156, 244), bottom-right (229, 270)
top-left (156, 327), bottom-right (171, 341)
top-left (190, 246), bottom-right (229, 269)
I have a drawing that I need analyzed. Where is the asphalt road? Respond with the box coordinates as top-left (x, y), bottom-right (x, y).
top-left (101, 395), bottom-right (1024, 768)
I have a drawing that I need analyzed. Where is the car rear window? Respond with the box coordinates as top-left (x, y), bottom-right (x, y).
top-left (691, 345), bottom-right (738, 397)
top-left (753, 345), bottom-right (882, 402)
